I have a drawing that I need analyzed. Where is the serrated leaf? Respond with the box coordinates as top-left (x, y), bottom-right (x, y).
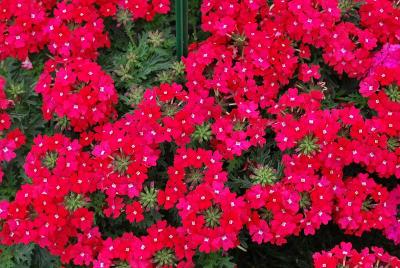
top-left (31, 245), bottom-right (61, 268)
top-left (13, 243), bottom-right (35, 266)
top-left (197, 252), bottom-right (236, 268)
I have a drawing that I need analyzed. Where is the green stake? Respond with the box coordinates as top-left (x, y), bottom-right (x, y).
top-left (176, 0), bottom-right (188, 59)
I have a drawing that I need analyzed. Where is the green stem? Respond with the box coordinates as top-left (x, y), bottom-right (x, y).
top-left (176, 0), bottom-right (188, 59)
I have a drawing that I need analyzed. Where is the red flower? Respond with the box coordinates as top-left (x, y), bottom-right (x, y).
top-left (299, 64), bottom-right (321, 82)
top-left (125, 201), bottom-right (144, 223)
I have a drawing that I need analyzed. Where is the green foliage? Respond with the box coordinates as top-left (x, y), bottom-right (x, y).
top-left (386, 84), bottom-right (400, 102)
top-left (226, 153), bottom-right (252, 192)
top-left (114, 261), bottom-right (131, 268)
top-left (101, 19), bottom-right (179, 87)
top-left (203, 205), bottom-right (222, 228)
top-left (226, 139), bottom-right (284, 192)
top-left (196, 251), bottom-right (235, 268)
top-left (41, 151), bottom-right (58, 170)
top-left (387, 137), bottom-right (400, 152)
top-left (64, 192), bottom-right (88, 212)
top-left (226, 155), bottom-right (246, 175)
top-left (185, 0), bottom-right (208, 42)
top-left (339, 0), bottom-right (364, 24)
top-left (250, 165), bottom-right (279, 186)
top-left (0, 57), bottom-right (48, 138)
top-left (112, 153), bottom-right (132, 175)
top-left (120, 84), bottom-right (146, 107)
top-left (31, 246), bottom-right (61, 268)
top-left (0, 56), bottom-right (49, 201)
top-left (0, 243), bottom-right (60, 268)
top-left (110, 31), bottom-right (176, 88)
top-left (99, 14), bottom-right (185, 116)
top-left (0, 245), bottom-right (15, 268)
top-left (0, 244), bottom-right (35, 268)
top-left (192, 123), bottom-right (212, 143)
top-left (88, 191), bottom-right (107, 219)
top-left (297, 134), bottom-right (320, 156)
top-left (153, 248), bottom-right (177, 267)
top-left (139, 186), bottom-right (159, 209)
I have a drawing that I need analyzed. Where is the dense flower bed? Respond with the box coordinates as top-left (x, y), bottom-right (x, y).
top-left (0, 0), bottom-right (399, 267)
top-left (313, 242), bottom-right (400, 267)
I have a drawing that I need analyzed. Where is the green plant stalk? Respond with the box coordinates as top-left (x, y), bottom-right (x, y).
top-left (176, 0), bottom-right (188, 58)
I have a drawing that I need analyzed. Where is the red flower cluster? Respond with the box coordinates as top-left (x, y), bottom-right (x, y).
top-left (313, 242), bottom-right (400, 268)
top-left (385, 185), bottom-right (400, 245)
top-left (246, 176), bottom-right (334, 245)
top-left (0, 77), bottom-right (25, 182)
top-left (176, 182), bottom-right (248, 253)
top-left (0, 0), bottom-right (399, 267)
top-left (36, 57), bottom-right (118, 130)
top-left (159, 147), bottom-right (227, 209)
top-left (334, 174), bottom-right (393, 236)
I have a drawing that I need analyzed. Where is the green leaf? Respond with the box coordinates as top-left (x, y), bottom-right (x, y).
top-left (0, 243), bottom-right (36, 268)
top-left (196, 251), bottom-right (236, 268)
top-left (13, 244), bottom-right (35, 266)
top-left (0, 245), bottom-right (15, 268)
top-left (31, 245), bottom-right (61, 268)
